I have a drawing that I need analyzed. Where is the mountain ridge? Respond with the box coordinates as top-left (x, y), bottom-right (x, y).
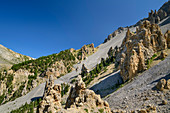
top-left (0, 1), bottom-right (169, 113)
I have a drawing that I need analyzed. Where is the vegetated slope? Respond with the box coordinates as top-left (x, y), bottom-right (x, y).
top-left (0, 44), bottom-right (32, 70)
top-left (0, 43), bottom-right (96, 106)
top-left (0, 25), bottom-right (134, 113)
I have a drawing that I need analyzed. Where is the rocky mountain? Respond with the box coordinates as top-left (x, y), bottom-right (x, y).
top-left (0, 44), bottom-right (32, 70)
top-left (0, 1), bottom-right (169, 113)
top-left (38, 75), bottom-right (111, 113)
top-left (0, 43), bottom-right (97, 105)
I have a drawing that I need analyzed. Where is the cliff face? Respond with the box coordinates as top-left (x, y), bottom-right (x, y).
top-left (116, 20), bottom-right (168, 82)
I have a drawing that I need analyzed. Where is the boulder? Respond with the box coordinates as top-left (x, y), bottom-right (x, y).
top-left (156, 79), bottom-right (166, 91)
top-left (165, 79), bottom-right (170, 89)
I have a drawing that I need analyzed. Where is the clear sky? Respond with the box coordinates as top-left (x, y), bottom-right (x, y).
top-left (0, 0), bottom-right (167, 58)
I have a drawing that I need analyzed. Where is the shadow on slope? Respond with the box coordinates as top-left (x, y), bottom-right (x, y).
top-left (159, 16), bottom-right (170, 26)
top-left (90, 71), bottom-right (123, 98)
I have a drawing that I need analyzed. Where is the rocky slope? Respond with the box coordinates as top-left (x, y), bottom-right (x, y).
top-left (0, 1), bottom-right (169, 113)
top-left (105, 53), bottom-right (170, 113)
top-left (0, 44), bottom-right (32, 70)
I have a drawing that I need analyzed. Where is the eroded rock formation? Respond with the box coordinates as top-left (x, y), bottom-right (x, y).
top-left (104, 27), bottom-right (125, 43)
top-left (78, 44), bottom-right (95, 60)
top-left (164, 30), bottom-right (170, 48)
top-left (148, 1), bottom-right (170, 24)
top-left (81, 64), bottom-right (89, 77)
top-left (39, 75), bottom-right (111, 113)
top-left (117, 20), bottom-right (168, 82)
top-left (39, 75), bottom-right (62, 113)
top-left (65, 75), bottom-right (111, 113)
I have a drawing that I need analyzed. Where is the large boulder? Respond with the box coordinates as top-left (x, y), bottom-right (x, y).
top-left (156, 79), bottom-right (170, 91)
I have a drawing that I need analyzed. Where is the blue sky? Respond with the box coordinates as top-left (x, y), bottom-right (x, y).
top-left (0, 0), bottom-right (167, 58)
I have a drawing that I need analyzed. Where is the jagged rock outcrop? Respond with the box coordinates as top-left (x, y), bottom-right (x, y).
top-left (148, 1), bottom-right (170, 24)
top-left (45, 61), bottom-right (68, 78)
top-left (65, 75), bottom-right (111, 113)
top-left (69, 48), bottom-right (75, 53)
top-left (107, 47), bottom-right (114, 57)
top-left (148, 10), bottom-right (161, 24)
top-left (117, 20), bottom-right (168, 82)
top-left (39, 75), bottom-right (111, 113)
top-left (104, 27), bottom-right (125, 43)
top-left (77, 43), bottom-right (95, 60)
top-left (159, 50), bottom-right (168, 59)
top-left (81, 64), bottom-right (89, 77)
top-left (39, 75), bottom-right (62, 113)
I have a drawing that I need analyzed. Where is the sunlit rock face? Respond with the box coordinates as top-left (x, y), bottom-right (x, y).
top-left (117, 20), bottom-right (168, 82)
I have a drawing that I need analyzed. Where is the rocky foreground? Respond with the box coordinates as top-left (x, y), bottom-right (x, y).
top-left (105, 54), bottom-right (170, 113)
top-left (39, 75), bottom-right (111, 113)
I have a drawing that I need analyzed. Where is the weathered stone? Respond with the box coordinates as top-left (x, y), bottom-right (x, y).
top-left (39, 75), bottom-right (62, 113)
top-left (156, 79), bottom-right (166, 91)
top-left (164, 30), bottom-right (170, 48)
top-left (107, 47), bottom-right (114, 57)
top-left (160, 50), bottom-right (167, 59)
top-left (162, 99), bottom-right (167, 105)
top-left (78, 44), bottom-right (95, 60)
top-left (65, 75), bottom-right (111, 113)
top-left (139, 109), bottom-right (147, 113)
top-left (81, 64), bottom-right (89, 77)
top-left (165, 79), bottom-right (170, 89)
top-left (117, 21), bottom-right (167, 82)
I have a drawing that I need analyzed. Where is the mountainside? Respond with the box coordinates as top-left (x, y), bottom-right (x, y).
top-left (0, 43), bottom-right (97, 106)
top-left (0, 1), bottom-right (169, 113)
top-left (0, 44), bottom-right (33, 70)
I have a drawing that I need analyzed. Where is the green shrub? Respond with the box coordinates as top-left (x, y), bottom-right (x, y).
top-left (98, 108), bottom-right (104, 113)
top-left (84, 108), bottom-right (88, 113)
top-left (61, 83), bottom-right (70, 97)
top-left (70, 79), bottom-right (76, 83)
